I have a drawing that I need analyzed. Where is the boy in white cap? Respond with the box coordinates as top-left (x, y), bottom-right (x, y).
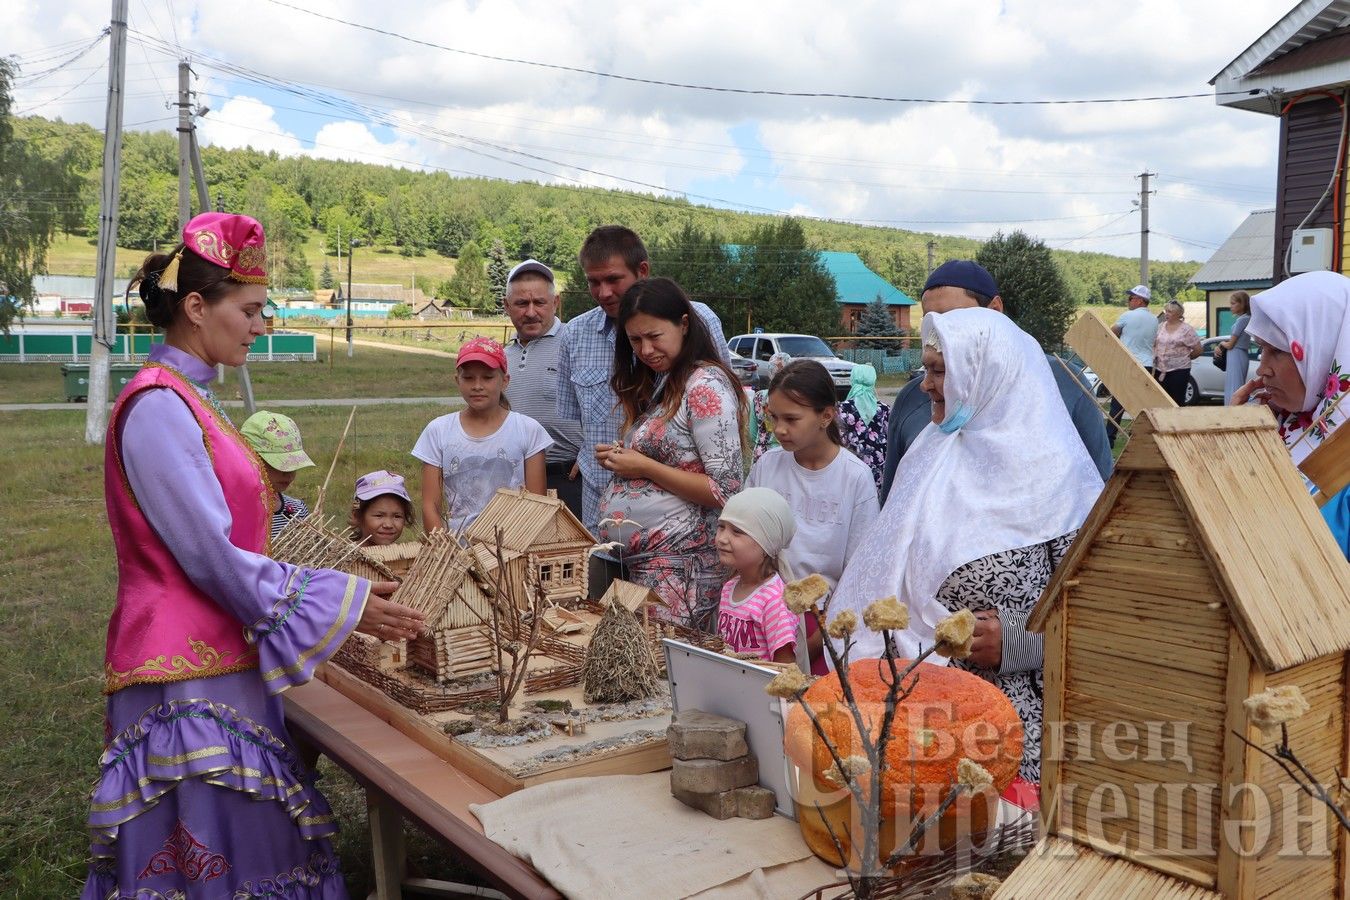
top-left (240, 410), bottom-right (316, 539)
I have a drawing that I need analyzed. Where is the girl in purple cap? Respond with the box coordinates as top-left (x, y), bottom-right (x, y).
top-left (349, 469), bottom-right (415, 546)
top-left (82, 212), bottom-right (425, 900)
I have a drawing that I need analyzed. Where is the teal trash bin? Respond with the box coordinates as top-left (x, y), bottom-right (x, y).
top-left (60, 363), bottom-right (141, 401)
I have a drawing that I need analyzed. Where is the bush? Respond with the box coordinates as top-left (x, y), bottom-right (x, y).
top-left (389, 302), bottom-right (412, 320)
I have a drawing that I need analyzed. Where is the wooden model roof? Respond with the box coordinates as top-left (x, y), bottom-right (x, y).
top-left (1029, 406), bottom-right (1350, 672)
top-left (993, 837), bottom-right (1221, 899)
top-left (394, 531), bottom-right (495, 632)
top-left (463, 487), bottom-right (595, 551)
top-left (360, 541), bottom-right (422, 565)
top-left (602, 579), bottom-right (659, 613)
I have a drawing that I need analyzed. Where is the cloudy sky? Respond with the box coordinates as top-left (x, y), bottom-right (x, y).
top-left (6, 0), bottom-right (1296, 262)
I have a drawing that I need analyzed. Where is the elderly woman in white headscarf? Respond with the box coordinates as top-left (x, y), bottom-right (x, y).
top-left (828, 308), bottom-right (1104, 784)
top-left (1232, 271), bottom-right (1350, 554)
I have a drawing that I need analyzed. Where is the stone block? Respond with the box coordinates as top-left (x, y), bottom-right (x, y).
top-left (733, 785), bottom-right (776, 820)
top-left (671, 787), bottom-right (737, 819)
top-left (670, 755), bottom-right (759, 795)
top-left (666, 709), bottom-right (748, 761)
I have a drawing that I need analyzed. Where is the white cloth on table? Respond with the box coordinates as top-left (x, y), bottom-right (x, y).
top-left (470, 773), bottom-right (818, 900)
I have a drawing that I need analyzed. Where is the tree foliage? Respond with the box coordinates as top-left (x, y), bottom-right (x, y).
top-left (388, 302), bottom-right (412, 320)
top-left (487, 238), bottom-right (509, 311)
top-left (19, 115), bottom-right (1204, 324)
top-left (319, 258), bottom-right (334, 290)
top-left (447, 240), bottom-right (490, 309)
top-left (1, 67), bottom-right (86, 331)
top-left (853, 294), bottom-right (902, 348)
top-left (976, 230), bottom-right (1077, 350)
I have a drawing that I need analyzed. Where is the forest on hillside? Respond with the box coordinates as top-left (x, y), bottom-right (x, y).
top-left (17, 115), bottom-right (1202, 309)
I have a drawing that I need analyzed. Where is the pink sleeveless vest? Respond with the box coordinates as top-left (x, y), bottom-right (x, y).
top-left (103, 363), bottom-right (273, 694)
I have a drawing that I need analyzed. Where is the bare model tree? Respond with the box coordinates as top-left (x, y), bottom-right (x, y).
top-left (767, 579), bottom-right (995, 900)
top-left (483, 527), bottom-right (548, 725)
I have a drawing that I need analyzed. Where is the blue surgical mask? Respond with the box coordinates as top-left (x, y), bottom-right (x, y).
top-left (939, 403), bottom-right (972, 434)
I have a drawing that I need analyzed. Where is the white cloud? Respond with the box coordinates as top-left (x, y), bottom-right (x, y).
top-left (5, 0), bottom-right (1296, 261)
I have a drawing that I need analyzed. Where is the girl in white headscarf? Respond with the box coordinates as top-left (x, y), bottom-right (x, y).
top-left (829, 308), bottom-right (1104, 784)
top-left (715, 487), bottom-right (799, 664)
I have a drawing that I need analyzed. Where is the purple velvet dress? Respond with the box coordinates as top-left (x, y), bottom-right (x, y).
top-left (83, 345), bottom-right (366, 900)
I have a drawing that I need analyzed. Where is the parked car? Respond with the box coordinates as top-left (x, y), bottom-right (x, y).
top-left (1187, 336), bottom-right (1259, 404)
top-left (727, 333), bottom-right (856, 395)
top-left (727, 350), bottom-right (757, 386)
top-left (1079, 337), bottom-right (1260, 405)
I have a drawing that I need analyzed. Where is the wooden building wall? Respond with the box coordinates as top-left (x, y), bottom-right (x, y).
top-left (1054, 472), bottom-right (1229, 884)
top-left (1274, 96), bottom-right (1346, 283)
top-left (1252, 654), bottom-right (1346, 898)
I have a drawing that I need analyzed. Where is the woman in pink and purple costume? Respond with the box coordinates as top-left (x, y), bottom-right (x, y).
top-left (82, 213), bottom-right (424, 899)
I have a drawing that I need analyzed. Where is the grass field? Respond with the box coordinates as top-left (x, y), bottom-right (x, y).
top-left (0, 402), bottom-right (479, 897)
top-left (0, 347), bottom-right (463, 405)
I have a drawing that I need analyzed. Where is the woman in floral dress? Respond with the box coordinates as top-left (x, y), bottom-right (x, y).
top-left (597, 278), bottom-right (748, 631)
top-left (835, 363), bottom-right (890, 495)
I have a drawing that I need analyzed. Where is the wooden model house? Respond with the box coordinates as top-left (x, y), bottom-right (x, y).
top-left (996, 407), bottom-right (1350, 899)
top-left (463, 488), bottom-right (595, 608)
top-left (360, 540), bottom-right (422, 579)
top-left (392, 531), bottom-right (498, 683)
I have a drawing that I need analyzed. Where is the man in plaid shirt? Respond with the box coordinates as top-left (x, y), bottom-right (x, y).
top-left (557, 225), bottom-right (730, 530)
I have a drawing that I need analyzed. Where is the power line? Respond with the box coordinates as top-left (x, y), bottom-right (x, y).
top-left (12, 31), bottom-right (109, 85)
top-left (260, 0), bottom-right (1262, 108)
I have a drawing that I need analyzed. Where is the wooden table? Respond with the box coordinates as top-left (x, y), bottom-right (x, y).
top-left (283, 678), bottom-right (561, 900)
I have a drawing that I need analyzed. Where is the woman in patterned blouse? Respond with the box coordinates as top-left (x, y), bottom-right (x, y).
top-left (836, 363), bottom-right (890, 496)
top-left (596, 278), bottom-right (749, 631)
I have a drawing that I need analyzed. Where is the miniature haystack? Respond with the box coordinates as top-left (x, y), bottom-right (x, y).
top-left (583, 596), bottom-right (661, 704)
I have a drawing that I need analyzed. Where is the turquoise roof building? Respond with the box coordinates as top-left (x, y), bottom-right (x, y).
top-left (816, 251), bottom-right (915, 309)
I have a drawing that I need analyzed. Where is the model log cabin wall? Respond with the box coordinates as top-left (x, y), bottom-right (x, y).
top-left (995, 407), bottom-right (1350, 900)
top-left (464, 487), bottom-right (595, 608)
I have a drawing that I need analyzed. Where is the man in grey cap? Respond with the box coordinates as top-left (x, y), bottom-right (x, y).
top-left (1106, 284), bottom-right (1158, 447)
top-left (878, 260), bottom-right (1113, 503)
top-left (502, 259), bottom-right (584, 517)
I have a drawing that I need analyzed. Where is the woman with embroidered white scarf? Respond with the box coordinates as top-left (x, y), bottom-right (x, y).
top-left (827, 307), bottom-right (1104, 783)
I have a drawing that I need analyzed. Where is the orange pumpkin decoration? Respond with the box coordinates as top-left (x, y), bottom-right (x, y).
top-left (784, 659), bottom-right (1024, 869)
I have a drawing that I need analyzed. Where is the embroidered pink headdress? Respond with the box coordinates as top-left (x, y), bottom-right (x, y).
top-left (160, 211), bottom-right (269, 290)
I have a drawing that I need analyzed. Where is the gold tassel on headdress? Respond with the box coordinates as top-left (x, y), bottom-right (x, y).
top-left (159, 248), bottom-right (185, 292)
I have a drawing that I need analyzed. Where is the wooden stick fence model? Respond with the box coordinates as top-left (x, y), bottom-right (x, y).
top-left (271, 513), bottom-right (397, 583)
top-left (312, 405), bottom-right (357, 517)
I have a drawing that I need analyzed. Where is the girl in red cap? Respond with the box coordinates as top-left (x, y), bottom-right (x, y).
top-left (412, 336), bottom-right (552, 534)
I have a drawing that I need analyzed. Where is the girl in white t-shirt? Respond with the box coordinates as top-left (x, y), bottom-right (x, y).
top-left (745, 360), bottom-right (880, 673)
top-left (412, 337), bottom-right (552, 534)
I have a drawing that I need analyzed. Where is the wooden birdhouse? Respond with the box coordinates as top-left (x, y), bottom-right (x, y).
top-left (463, 487), bottom-right (596, 609)
top-left (996, 407), bottom-right (1350, 899)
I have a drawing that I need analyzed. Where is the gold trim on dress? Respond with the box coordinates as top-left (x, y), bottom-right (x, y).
top-left (103, 638), bottom-right (258, 694)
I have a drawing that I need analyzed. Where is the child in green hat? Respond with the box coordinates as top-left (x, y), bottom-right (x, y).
top-left (241, 410), bottom-right (316, 540)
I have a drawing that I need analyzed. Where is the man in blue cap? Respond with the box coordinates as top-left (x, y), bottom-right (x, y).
top-left (878, 260), bottom-right (1113, 502)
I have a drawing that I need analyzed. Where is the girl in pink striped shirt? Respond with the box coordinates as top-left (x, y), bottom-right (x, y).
top-left (715, 487), bottom-right (799, 664)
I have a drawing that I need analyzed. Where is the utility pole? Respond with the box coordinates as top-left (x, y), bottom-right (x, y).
top-left (926, 240), bottom-right (937, 276)
top-left (84, 0), bottom-right (129, 445)
top-left (1138, 171), bottom-right (1155, 286)
top-left (176, 61), bottom-right (192, 231)
top-left (187, 93), bottom-right (256, 415)
top-left (347, 240), bottom-right (356, 358)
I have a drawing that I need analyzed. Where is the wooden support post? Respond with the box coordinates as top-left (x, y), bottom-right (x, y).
top-left (368, 790), bottom-right (406, 900)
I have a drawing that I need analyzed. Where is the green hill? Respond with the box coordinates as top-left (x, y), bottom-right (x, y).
top-left (19, 115), bottom-right (1200, 306)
